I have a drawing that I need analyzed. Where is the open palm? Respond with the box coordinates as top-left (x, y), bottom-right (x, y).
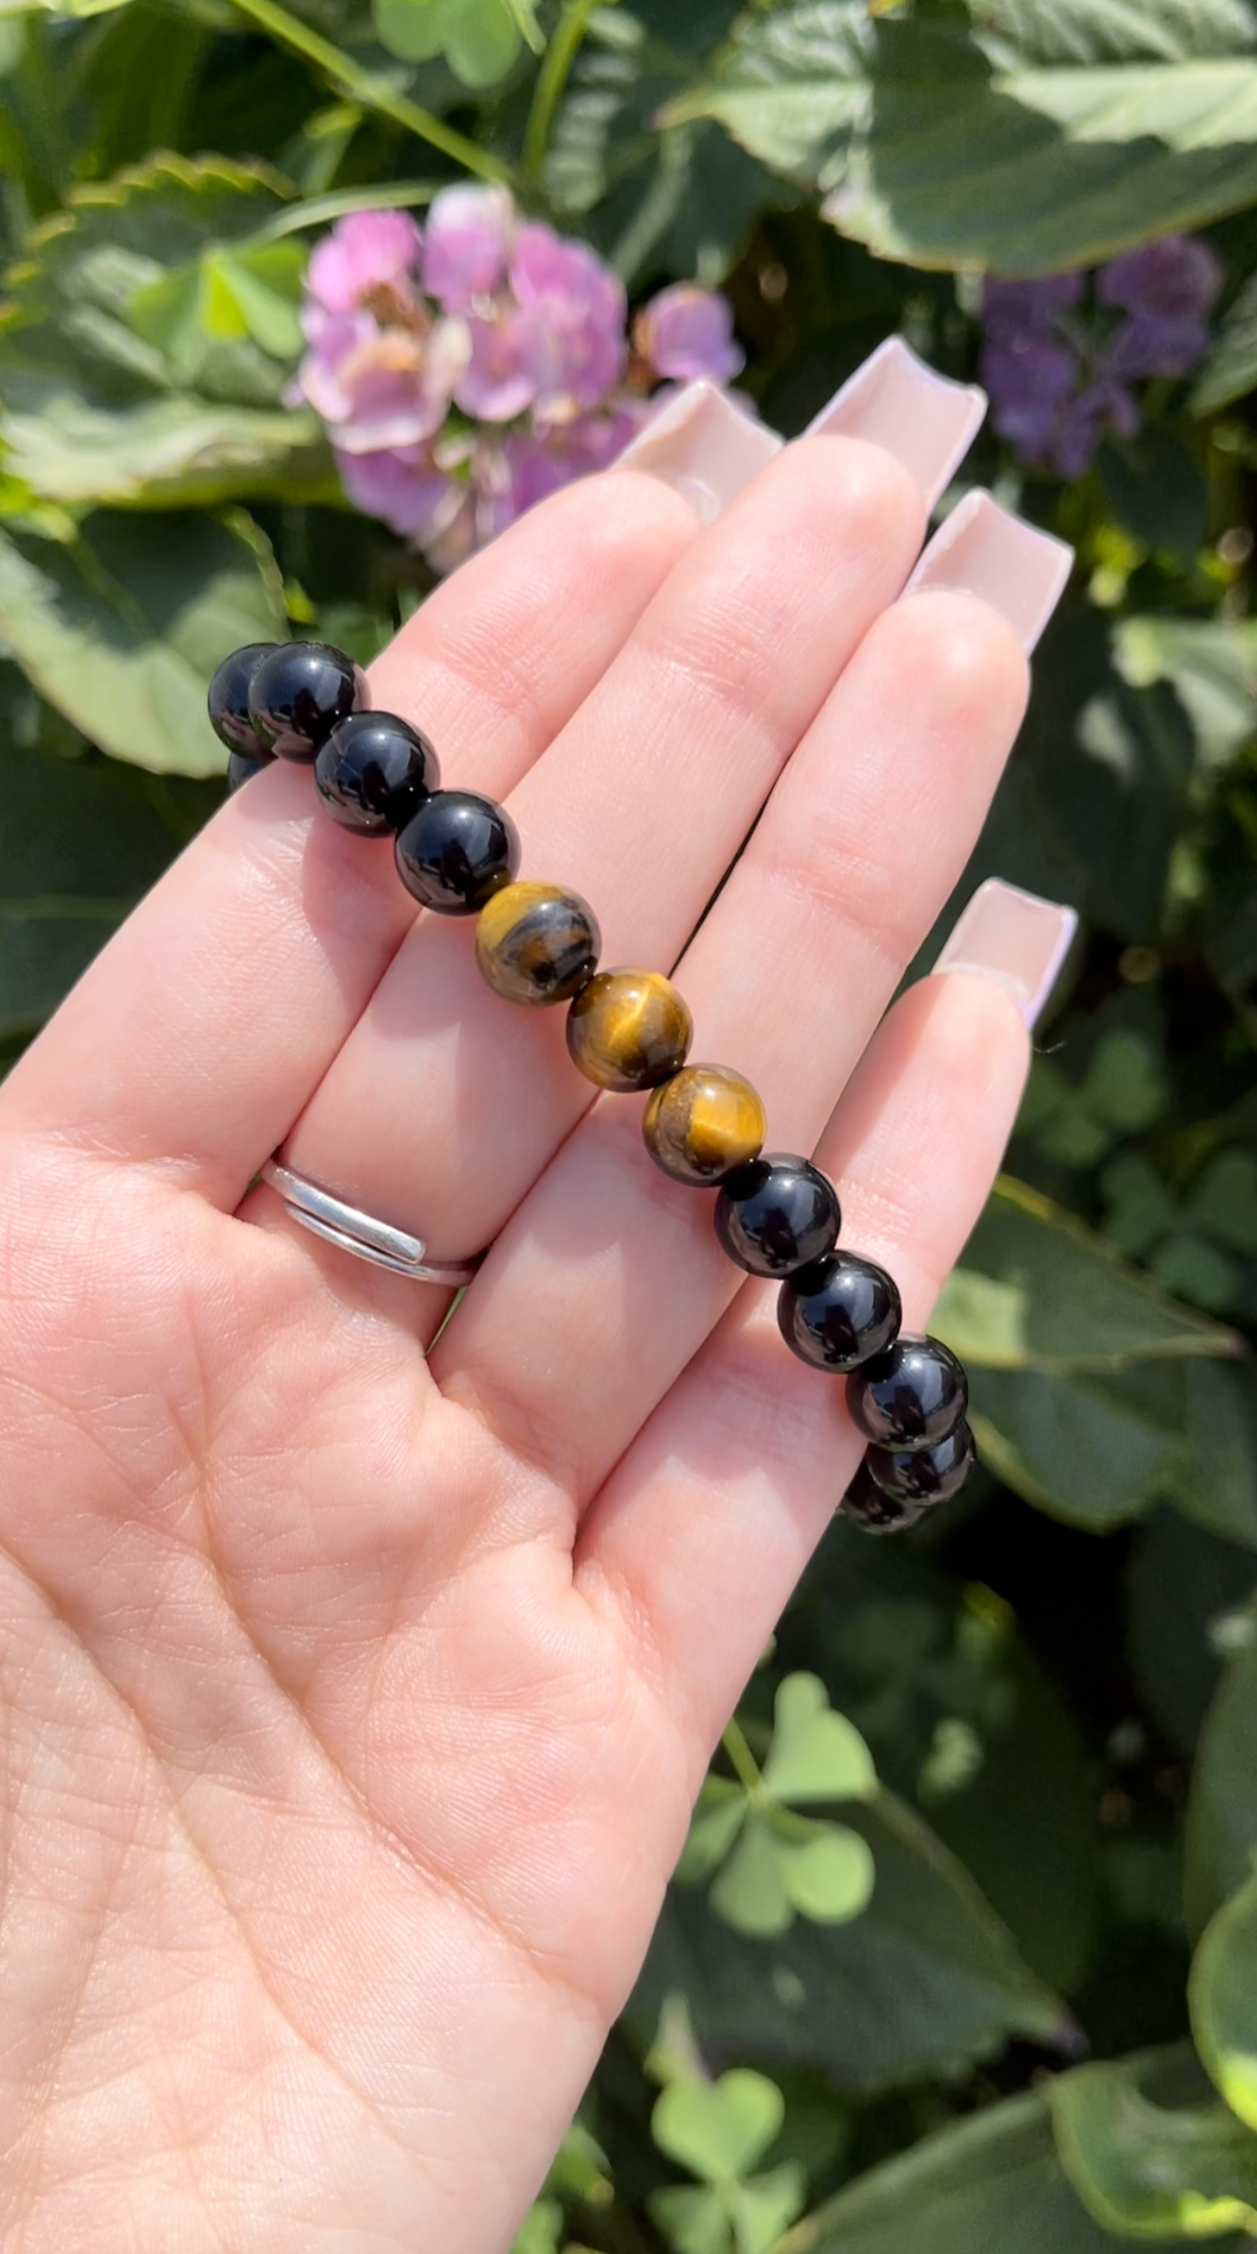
top-left (0, 388), bottom-right (1066, 2252)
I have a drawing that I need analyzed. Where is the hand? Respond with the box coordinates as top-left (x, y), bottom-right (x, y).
top-left (0, 360), bottom-right (1072, 2252)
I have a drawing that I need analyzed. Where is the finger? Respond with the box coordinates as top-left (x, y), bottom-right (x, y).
top-left (1, 470), bottom-right (698, 1206)
top-left (438, 500), bottom-right (1069, 1489)
top-left (261, 354), bottom-right (977, 1308)
top-left (576, 949), bottom-right (1063, 1764)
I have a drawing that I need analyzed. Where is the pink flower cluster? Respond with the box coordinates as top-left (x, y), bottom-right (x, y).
top-left (296, 188), bottom-right (744, 572)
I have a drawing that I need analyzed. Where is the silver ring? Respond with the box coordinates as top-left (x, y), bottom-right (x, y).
top-left (260, 1160), bottom-right (483, 1286)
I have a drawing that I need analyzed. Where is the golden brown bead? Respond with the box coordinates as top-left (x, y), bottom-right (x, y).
top-left (566, 969), bottom-right (693, 1093)
top-left (642, 1064), bottom-right (767, 1185)
top-left (475, 881), bottom-right (600, 1006)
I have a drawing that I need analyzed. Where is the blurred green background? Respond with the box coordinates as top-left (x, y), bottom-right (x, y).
top-left (3, 4), bottom-right (1257, 2250)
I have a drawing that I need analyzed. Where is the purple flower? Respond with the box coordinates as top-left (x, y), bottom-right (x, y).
top-left (635, 284), bottom-right (745, 383)
top-left (334, 444), bottom-right (462, 544)
top-left (297, 193), bottom-right (740, 571)
top-left (303, 318), bottom-right (471, 453)
top-left (455, 306), bottom-right (546, 422)
top-left (980, 234), bottom-right (1220, 478)
top-left (306, 209), bottom-right (424, 318)
top-left (981, 274), bottom-right (1084, 345)
top-left (423, 183), bottom-right (516, 311)
top-left (510, 223), bottom-right (628, 414)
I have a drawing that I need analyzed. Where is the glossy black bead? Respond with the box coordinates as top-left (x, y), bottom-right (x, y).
top-left (395, 789), bottom-right (521, 915)
top-left (226, 749), bottom-right (273, 792)
top-left (846, 1334), bottom-right (968, 1452)
top-left (208, 642), bottom-right (279, 758)
top-left (248, 640), bottom-right (365, 763)
top-left (315, 711), bottom-right (440, 835)
top-left (715, 1154), bottom-right (841, 1278)
top-left (778, 1250), bottom-right (901, 1374)
top-left (839, 1459), bottom-right (928, 1536)
top-left (866, 1418), bottom-right (975, 1506)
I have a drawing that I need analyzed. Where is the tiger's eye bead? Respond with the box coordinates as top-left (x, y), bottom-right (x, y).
top-left (566, 970), bottom-right (693, 1093)
top-left (642, 1064), bottom-right (766, 1186)
top-left (715, 1154), bottom-right (841, 1278)
top-left (846, 1334), bottom-right (968, 1452)
top-left (395, 789), bottom-right (521, 914)
top-left (248, 640), bottom-right (366, 762)
top-left (839, 1459), bottom-right (929, 1536)
top-left (226, 749), bottom-right (273, 792)
top-left (778, 1251), bottom-right (901, 1373)
top-left (866, 1419), bottom-right (975, 1506)
top-left (476, 881), bottom-right (600, 1006)
top-left (315, 711), bottom-right (439, 835)
top-left (208, 642), bottom-right (279, 758)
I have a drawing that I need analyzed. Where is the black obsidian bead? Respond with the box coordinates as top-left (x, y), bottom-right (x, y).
top-left (778, 1250), bottom-right (901, 1373)
top-left (248, 640), bottom-right (365, 763)
top-left (315, 711), bottom-right (439, 835)
top-left (395, 789), bottom-right (521, 914)
top-left (226, 749), bottom-right (273, 792)
top-left (839, 1459), bottom-right (928, 1536)
top-left (208, 642), bottom-right (279, 758)
top-left (715, 1154), bottom-right (841, 1279)
top-left (866, 1418), bottom-right (975, 1506)
top-left (846, 1334), bottom-right (968, 1452)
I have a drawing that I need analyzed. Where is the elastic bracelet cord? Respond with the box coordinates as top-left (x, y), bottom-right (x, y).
top-left (210, 640), bottom-right (974, 1536)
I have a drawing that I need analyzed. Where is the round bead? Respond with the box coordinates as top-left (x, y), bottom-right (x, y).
top-left (476, 881), bottom-right (600, 1006)
top-left (866, 1418), bottom-right (975, 1506)
top-left (839, 1459), bottom-right (929, 1536)
top-left (226, 749), bottom-right (272, 792)
top-left (248, 640), bottom-right (365, 763)
top-left (778, 1250), bottom-right (901, 1373)
top-left (846, 1334), bottom-right (968, 1452)
top-left (566, 970), bottom-right (693, 1093)
top-left (642, 1064), bottom-right (766, 1186)
top-left (208, 642), bottom-right (279, 758)
top-left (395, 789), bottom-right (521, 915)
top-left (315, 711), bottom-right (439, 835)
top-left (715, 1154), bottom-right (841, 1278)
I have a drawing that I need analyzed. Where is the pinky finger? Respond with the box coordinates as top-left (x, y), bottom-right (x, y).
top-left (575, 888), bottom-right (1075, 1773)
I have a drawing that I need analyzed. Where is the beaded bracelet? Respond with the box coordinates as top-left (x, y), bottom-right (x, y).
top-left (210, 639), bottom-right (975, 1536)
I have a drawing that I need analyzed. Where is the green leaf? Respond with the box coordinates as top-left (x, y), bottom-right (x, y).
top-left (1189, 1156), bottom-right (1257, 1256)
top-left (0, 727), bottom-right (218, 1041)
top-left (772, 1827), bottom-right (876, 1925)
top-left (676, 1777), bottom-right (748, 1884)
top-left (710, 1815), bottom-right (793, 1938)
top-left (761, 1675), bottom-right (877, 1806)
top-left (732, 2165), bottom-right (808, 2254)
top-left (544, 0), bottom-right (786, 285)
top-left (1185, 1635), bottom-right (1257, 1936)
top-left (1116, 617), bottom-right (1257, 776)
top-left (1193, 1869), bottom-right (1257, 2135)
top-left (668, 0), bottom-right (1257, 276)
top-left (373, 0), bottom-right (450, 62)
top-left (775, 2089), bottom-right (1122, 2254)
top-left (653, 2070), bottom-right (785, 2185)
top-left (1084, 1029), bottom-right (1171, 1134)
top-left (0, 511), bottom-right (286, 775)
top-left (0, 154), bottom-right (328, 507)
top-left (936, 1178), bottom-right (1232, 1376)
top-left (511, 2196), bottom-right (565, 2254)
top-left (1103, 1152), bottom-right (1177, 1258)
top-left (1194, 270), bottom-right (1257, 415)
top-left (631, 1790), bottom-right (1063, 2092)
top-left (650, 2184), bottom-right (734, 2254)
top-left (1052, 2050), bottom-right (1257, 2240)
top-left (934, 1178), bottom-right (1239, 1529)
top-left (1170, 1362), bottom-right (1257, 1554)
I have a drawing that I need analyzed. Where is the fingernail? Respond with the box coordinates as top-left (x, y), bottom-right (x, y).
top-left (903, 491), bottom-right (1074, 652)
top-left (614, 379), bottom-right (783, 524)
top-left (805, 337), bottom-right (986, 511)
top-left (933, 878), bottom-right (1078, 1030)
